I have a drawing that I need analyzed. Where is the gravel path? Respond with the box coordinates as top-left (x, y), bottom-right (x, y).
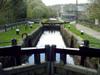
top-left (76, 24), bottom-right (100, 40)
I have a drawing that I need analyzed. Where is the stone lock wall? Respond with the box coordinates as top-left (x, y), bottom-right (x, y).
top-left (60, 25), bottom-right (82, 48)
top-left (22, 26), bottom-right (43, 47)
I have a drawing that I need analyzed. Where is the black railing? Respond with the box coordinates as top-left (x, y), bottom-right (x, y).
top-left (0, 45), bottom-right (100, 75)
top-left (0, 21), bottom-right (27, 32)
top-left (0, 45), bottom-right (100, 65)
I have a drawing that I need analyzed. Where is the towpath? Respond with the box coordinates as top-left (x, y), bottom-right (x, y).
top-left (76, 24), bottom-right (100, 40)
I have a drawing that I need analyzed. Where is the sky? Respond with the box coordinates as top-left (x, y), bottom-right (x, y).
top-left (42, 0), bottom-right (89, 6)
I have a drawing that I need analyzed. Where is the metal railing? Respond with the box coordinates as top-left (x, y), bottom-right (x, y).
top-left (0, 21), bottom-right (27, 32)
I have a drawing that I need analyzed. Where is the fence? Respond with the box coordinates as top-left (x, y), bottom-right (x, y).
top-left (0, 45), bottom-right (100, 75)
top-left (0, 46), bottom-right (100, 65)
top-left (0, 21), bottom-right (27, 32)
top-left (0, 18), bottom-right (41, 32)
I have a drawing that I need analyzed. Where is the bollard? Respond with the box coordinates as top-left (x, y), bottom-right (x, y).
top-left (30, 25), bottom-right (32, 28)
top-left (16, 28), bottom-right (20, 35)
top-left (68, 25), bottom-right (70, 29)
top-left (83, 40), bottom-right (89, 47)
top-left (11, 39), bottom-right (17, 46)
top-left (80, 30), bottom-right (84, 35)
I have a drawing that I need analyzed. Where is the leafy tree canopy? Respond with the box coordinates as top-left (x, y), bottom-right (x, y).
top-left (0, 0), bottom-right (56, 25)
top-left (87, 0), bottom-right (100, 19)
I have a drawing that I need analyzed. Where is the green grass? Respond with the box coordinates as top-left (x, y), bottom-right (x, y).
top-left (0, 24), bottom-right (39, 46)
top-left (65, 24), bottom-right (100, 48)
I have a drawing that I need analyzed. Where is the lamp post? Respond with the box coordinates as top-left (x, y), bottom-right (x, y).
top-left (76, 0), bottom-right (78, 23)
top-left (60, 5), bottom-right (64, 19)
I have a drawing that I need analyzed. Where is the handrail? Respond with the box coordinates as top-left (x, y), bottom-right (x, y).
top-left (0, 45), bottom-right (100, 75)
top-left (56, 47), bottom-right (100, 57)
top-left (21, 47), bottom-right (46, 55)
top-left (0, 45), bottom-right (100, 57)
top-left (0, 45), bottom-right (100, 66)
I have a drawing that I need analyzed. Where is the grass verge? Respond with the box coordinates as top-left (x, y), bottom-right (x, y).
top-left (0, 24), bottom-right (39, 46)
top-left (65, 24), bottom-right (100, 48)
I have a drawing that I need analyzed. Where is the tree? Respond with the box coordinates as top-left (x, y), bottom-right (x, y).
top-left (0, 0), bottom-right (26, 24)
top-left (11, 0), bottom-right (27, 21)
top-left (87, 0), bottom-right (100, 25)
top-left (26, 0), bottom-right (56, 19)
top-left (87, 0), bottom-right (100, 23)
top-left (0, 0), bottom-right (57, 24)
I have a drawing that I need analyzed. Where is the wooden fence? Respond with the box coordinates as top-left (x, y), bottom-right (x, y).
top-left (0, 45), bottom-right (100, 75)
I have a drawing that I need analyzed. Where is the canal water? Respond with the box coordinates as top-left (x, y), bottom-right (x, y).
top-left (28, 31), bottom-right (74, 64)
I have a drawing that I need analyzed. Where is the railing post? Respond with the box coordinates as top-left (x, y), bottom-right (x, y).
top-left (0, 63), bottom-right (4, 75)
top-left (80, 56), bottom-right (86, 66)
top-left (45, 45), bottom-right (50, 61)
top-left (11, 39), bottom-right (17, 46)
top-left (51, 45), bottom-right (56, 62)
top-left (11, 39), bottom-right (21, 66)
top-left (49, 45), bottom-right (56, 75)
top-left (45, 45), bottom-right (51, 75)
top-left (0, 63), bottom-right (2, 71)
top-left (34, 53), bottom-right (40, 64)
top-left (60, 53), bottom-right (66, 64)
top-left (80, 40), bottom-right (89, 66)
top-left (45, 45), bottom-right (56, 75)
top-left (14, 46), bottom-right (21, 66)
top-left (97, 65), bottom-right (100, 75)
top-left (80, 47), bottom-right (86, 66)
top-left (83, 40), bottom-right (89, 47)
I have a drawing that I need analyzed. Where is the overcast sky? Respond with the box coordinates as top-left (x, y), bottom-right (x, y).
top-left (42, 0), bottom-right (89, 6)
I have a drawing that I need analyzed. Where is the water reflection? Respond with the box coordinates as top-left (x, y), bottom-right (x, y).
top-left (28, 31), bottom-right (74, 64)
